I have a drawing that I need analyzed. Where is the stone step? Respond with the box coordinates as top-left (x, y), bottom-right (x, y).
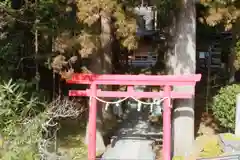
top-left (197, 154), bottom-right (240, 160)
top-left (219, 133), bottom-right (240, 153)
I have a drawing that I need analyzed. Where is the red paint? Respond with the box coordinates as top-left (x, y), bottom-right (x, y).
top-left (88, 83), bottom-right (97, 159)
top-left (67, 73), bottom-right (201, 160)
top-left (69, 90), bottom-right (194, 99)
top-left (67, 74), bottom-right (201, 85)
top-left (163, 85), bottom-right (171, 160)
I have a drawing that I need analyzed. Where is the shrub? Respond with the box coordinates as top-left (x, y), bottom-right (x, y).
top-left (0, 79), bottom-right (48, 159)
top-left (212, 84), bottom-right (240, 131)
top-left (0, 79), bottom-right (47, 130)
top-left (234, 40), bottom-right (240, 70)
top-left (0, 79), bottom-right (81, 159)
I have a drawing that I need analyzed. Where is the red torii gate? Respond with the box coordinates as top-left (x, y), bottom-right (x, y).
top-left (67, 73), bottom-right (201, 160)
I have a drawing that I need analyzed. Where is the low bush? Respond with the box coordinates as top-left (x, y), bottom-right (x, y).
top-left (0, 79), bottom-right (48, 159)
top-left (212, 84), bottom-right (240, 131)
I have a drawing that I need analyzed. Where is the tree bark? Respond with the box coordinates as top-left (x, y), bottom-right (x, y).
top-left (99, 11), bottom-right (118, 142)
top-left (166, 0), bottom-right (196, 156)
top-left (85, 50), bottom-right (106, 156)
top-left (100, 12), bottom-right (113, 75)
top-left (229, 21), bottom-right (240, 83)
top-left (84, 11), bottom-right (114, 156)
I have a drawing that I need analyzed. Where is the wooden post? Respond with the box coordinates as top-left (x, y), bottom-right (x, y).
top-left (88, 83), bottom-right (97, 160)
top-left (163, 85), bottom-right (171, 160)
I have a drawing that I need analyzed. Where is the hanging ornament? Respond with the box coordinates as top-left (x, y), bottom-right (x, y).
top-left (89, 97), bottom-right (92, 106)
top-left (150, 103), bottom-right (153, 113)
top-left (152, 101), bottom-right (162, 116)
top-left (105, 103), bottom-right (109, 111)
top-left (113, 102), bottom-right (118, 115)
top-left (137, 102), bottom-right (142, 111)
top-left (116, 103), bottom-right (123, 117)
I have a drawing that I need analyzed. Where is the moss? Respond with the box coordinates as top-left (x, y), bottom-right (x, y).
top-left (199, 136), bottom-right (223, 158)
top-left (172, 135), bottom-right (223, 160)
top-left (172, 156), bottom-right (184, 160)
top-left (223, 133), bottom-right (240, 141)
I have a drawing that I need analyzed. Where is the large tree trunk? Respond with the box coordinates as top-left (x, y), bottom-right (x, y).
top-left (229, 21), bottom-right (240, 83)
top-left (85, 50), bottom-right (106, 156)
top-left (84, 11), bottom-right (114, 156)
top-left (100, 12), bottom-right (113, 74)
top-left (166, 0), bottom-right (196, 156)
top-left (100, 11), bottom-right (118, 143)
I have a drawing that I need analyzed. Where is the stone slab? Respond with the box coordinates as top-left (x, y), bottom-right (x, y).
top-left (197, 154), bottom-right (240, 160)
top-left (219, 133), bottom-right (240, 153)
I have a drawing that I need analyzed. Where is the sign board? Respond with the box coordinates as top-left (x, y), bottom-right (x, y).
top-left (128, 54), bottom-right (157, 67)
top-left (199, 52), bottom-right (207, 59)
top-left (198, 51), bottom-right (222, 69)
top-left (210, 52), bottom-right (222, 69)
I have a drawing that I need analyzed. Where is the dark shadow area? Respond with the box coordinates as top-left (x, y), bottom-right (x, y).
top-left (194, 69), bottom-right (208, 137)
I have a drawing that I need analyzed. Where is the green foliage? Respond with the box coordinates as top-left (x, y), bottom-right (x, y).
top-left (212, 84), bottom-right (240, 131)
top-left (201, 0), bottom-right (240, 30)
top-left (0, 113), bottom-right (48, 160)
top-left (0, 79), bottom-right (46, 130)
top-left (15, 79), bottom-right (50, 101)
top-left (234, 40), bottom-right (240, 70)
top-left (0, 79), bottom-right (48, 159)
